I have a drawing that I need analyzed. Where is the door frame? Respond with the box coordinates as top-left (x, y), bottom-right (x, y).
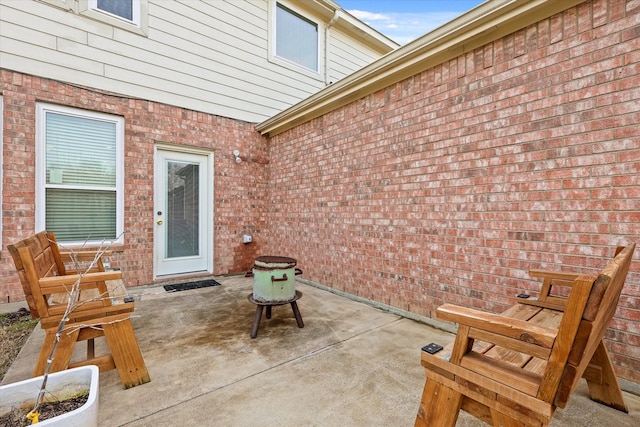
top-left (153, 143), bottom-right (214, 278)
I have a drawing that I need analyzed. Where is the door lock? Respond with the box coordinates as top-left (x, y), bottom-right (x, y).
top-left (157, 220), bottom-right (163, 225)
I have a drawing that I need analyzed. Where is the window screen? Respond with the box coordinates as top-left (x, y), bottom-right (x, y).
top-left (276, 3), bottom-right (318, 71)
top-left (97, 0), bottom-right (133, 21)
top-left (43, 110), bottom-right (120, 241)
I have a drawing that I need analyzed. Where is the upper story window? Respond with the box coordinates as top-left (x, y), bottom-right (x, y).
top-left (79, 0), bottom-right (148, 35)
top-left (94, 0), bottom-right (137, 23)
top-left (275, 3), bottom-right (319, 72)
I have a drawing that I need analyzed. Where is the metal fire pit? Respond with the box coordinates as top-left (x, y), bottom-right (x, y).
top-left (249, 256), bottom-right (302, 303)
top-left (245, 256), bottom-right (304, 338)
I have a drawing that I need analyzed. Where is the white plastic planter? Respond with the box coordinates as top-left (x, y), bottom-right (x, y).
top-left (0, 365), bottom-right (99, 427)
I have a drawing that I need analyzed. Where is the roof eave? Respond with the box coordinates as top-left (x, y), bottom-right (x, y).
top-left (333, 9), bottom-right (400, 53)
top-left (309, 0), bottom-right (399, 52)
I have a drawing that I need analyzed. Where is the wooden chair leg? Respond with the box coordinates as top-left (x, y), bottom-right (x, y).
top-left (415, 378), bottom-right (462, 427)
top-left (34, 328), bottom-right (80, 376)
top-left (87, 338), bottom-right (95, 360)
top-left (34, 330), bottom-right (55, 376)
top-left (585, 340), bottom-right (628, 412)
top-left (102, 317), bottom-right (150, 389)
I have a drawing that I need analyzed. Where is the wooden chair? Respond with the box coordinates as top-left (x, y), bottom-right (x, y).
top-left (8, 231), bottom-right (150, 389)
top-left (415, 244), bottom-right (635, 427)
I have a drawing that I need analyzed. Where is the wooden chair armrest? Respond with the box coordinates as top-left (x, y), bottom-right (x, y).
top-left (437, 303), bottom-right (557, 349)
top-left (39, 271), bottom-right (123, 290)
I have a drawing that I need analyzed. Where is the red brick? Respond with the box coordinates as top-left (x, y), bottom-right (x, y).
top-left (264, 0), bottom-right (639, 382)
top-left (2, 0), bottom-right (638, 384)
top-left (1, 71), bottom-right (268, 299)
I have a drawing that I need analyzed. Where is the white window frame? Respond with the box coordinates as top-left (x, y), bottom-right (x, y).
top-left (36, 103), bottom-right (125, 246)
top-left (268, 0), bottom-right (324, 80)
top-left (90, 0), bottom-right (140, 24)
top-left (79, 0), bottom-right (149, 36)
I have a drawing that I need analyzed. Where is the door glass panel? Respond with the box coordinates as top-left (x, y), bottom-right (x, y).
top-left (166, 160), bottom-right (199, 258)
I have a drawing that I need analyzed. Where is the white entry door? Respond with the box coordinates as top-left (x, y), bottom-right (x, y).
top-left (154, 147), bottom-right (213, 277)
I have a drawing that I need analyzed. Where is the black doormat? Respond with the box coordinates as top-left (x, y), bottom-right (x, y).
top-left (163, 279), bottom-right (222, 293)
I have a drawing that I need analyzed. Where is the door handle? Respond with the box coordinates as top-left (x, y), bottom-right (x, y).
top-left (157, 220), bottom-right (163, 225)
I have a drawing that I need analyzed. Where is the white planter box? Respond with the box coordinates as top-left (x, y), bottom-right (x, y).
top-left (0, 365), bottom-right (99, 427)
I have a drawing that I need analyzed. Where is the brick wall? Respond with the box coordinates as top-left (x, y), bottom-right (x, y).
top-left (265, 0), bottom-right (640, 382)
top-left (0, 69), bottom-right (269, 301)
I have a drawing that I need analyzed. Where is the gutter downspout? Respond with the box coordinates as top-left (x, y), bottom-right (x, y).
top-left (324, 10), bottom-right (340, 85)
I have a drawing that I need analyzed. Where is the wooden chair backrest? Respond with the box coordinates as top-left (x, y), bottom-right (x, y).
top-left (8, 231), bottom-right (67, 320)
top-left (551, 243), bottom-right (635, 407)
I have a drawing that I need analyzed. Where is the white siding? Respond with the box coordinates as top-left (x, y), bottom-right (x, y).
top-left (0, 0), bottom-right (390, 123)
top-left (327, 28), bottom-right (383, 85)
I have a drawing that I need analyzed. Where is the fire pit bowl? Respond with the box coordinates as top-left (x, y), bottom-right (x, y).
top-left (247, 256), bottom-right (302, 303)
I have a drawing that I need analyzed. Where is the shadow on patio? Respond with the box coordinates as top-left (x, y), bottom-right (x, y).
top-left (3, 276), bottom-right (639, 426)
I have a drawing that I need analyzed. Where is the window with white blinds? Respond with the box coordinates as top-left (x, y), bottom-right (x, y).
top-left (275, 3), bottom-right (319, 72)
top-left (36, 104), bottom-right (124, 243)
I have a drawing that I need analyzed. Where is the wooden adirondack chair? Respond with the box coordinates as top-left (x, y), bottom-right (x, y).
top-left (415, 244), bottom-right (635, 427)
top-left (8, 231), bottom-right (150, 389)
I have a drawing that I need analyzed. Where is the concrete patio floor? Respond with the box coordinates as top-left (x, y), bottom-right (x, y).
top-left (2, 276), bottom-right (639, 426)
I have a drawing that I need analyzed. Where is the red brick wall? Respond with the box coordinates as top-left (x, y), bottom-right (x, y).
top-left (265, 0), bottom-right (640, 382)
top-left (0, 70), bottom-right (269, 301)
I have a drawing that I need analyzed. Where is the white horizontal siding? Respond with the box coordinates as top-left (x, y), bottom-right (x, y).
top-left (328, 28), bottom-right (383, 84)
top-left (143, 16), bottom-right (312, 103)
top-left (2, 37), bottom-right (105, 76)
top-left (0, 20), bottom-right (58, 50)
top-left (1, 0), bottom-right (387, 123)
